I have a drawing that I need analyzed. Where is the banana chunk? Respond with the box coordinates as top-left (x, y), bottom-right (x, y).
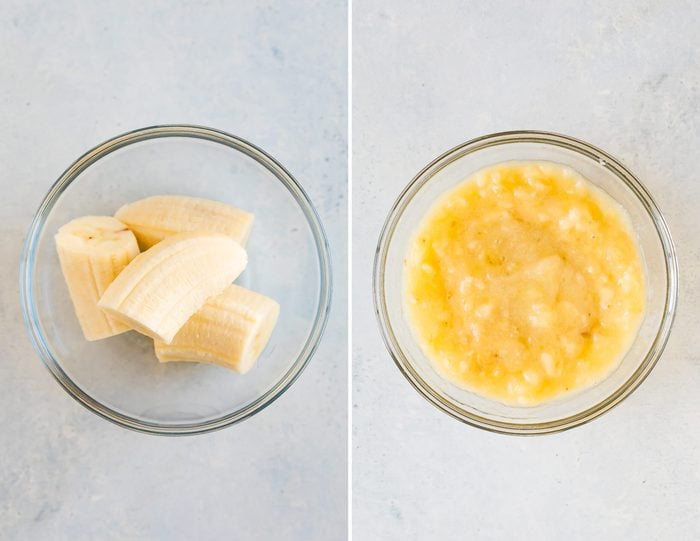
top-left (115, 195), bottom-right (254, 250)
top-left (98, 232), bottom-right (247, 343)
top-left (154, 284), bottom-right (280, 374)
top-left (55, 216), bottom-right (140, 341)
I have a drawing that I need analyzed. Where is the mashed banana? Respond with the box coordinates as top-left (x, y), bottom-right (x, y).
top-left (404, 162), bottom-right (645, 405)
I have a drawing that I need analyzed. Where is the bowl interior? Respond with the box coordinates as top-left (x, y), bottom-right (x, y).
top-left (379, 134), bottom-right (675, 432)
top-left (24, 129), bottom-right (328, 432)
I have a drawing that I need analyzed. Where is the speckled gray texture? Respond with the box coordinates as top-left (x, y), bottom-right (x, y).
top-left (353, 1), bottom-right (699, 539)
top-left (0, 1), bottom-right (347, 539)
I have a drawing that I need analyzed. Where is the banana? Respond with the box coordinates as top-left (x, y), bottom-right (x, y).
top-left (98, 232), bottom-right (247, 343)
top-left (114, 195), bottom-right (254, 250)
top-left (55, 216), bottom-right (140, 341)
top-left (154, 284), bottom-right (280, 374)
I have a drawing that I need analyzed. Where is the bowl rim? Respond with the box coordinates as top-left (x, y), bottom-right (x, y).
top-left (20, 124), bottom-right (333, 436)
top-left (373, 130), bottom-right (678, 435)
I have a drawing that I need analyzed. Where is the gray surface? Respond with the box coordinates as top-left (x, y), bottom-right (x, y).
top-left (353, 1), bottom-right (699, 540)
top-left (0, 1), bottom-right (347, 539)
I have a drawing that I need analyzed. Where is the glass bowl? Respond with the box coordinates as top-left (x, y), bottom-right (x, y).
top-left (374, 131), bottom-right (678, 435)
top-left (20, 125), bottom-right (331, 435)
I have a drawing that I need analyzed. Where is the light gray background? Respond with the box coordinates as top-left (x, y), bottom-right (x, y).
top-left (0, 1), bottom-right (347, 540)
top-left (354, 1), bottom-right (699, 539)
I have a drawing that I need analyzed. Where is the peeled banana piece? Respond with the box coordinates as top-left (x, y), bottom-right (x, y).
top-left (55, 216), bottom-right (140, 341)
top-left (115, 195), bottom-right (254, 250)
top-left (154, 284), bottom-right (280, 374)
top-left (98, 232), bottom-right (247, 343)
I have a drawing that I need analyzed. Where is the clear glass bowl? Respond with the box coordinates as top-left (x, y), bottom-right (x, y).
top-left (20, 125), bottom-right (332, 435)
top-left (374, 131), bottom-right (678, 435)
